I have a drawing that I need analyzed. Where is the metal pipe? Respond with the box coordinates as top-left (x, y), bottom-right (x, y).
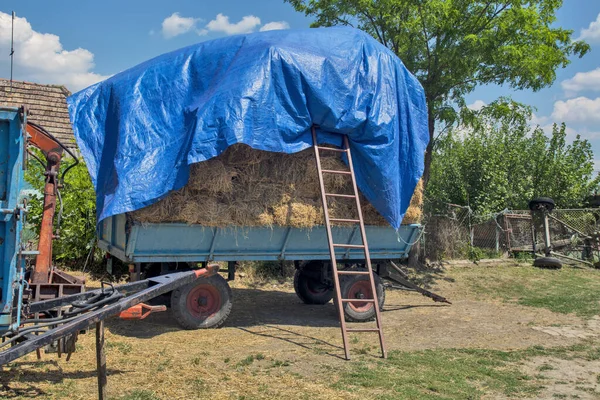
top-left (542, 212), bottom-right (551, 257)
top-left (31, 161), bottom-right (60, 283)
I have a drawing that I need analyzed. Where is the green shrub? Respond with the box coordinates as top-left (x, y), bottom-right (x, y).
top-left (24, 152), bottom-right (115, 276)
top-left (25, 155), bottom-right (96, 266)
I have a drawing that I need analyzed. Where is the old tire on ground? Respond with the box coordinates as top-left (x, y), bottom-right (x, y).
top-left (528, 197), bottom-right (555, 212)
top-left (340, 269), bottom-right (385, 322)
top-left (170, 274), bottom-right (232, 329)
top-left (533, 256), bottom-right (562, 269)
top-left (294, 261), bottom-right (334, 305)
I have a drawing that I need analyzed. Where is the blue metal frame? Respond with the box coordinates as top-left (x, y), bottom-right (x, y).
top-left (0, 107), bottom-right (26, 334)
top-left (98, 214), bottom-right (421, 263)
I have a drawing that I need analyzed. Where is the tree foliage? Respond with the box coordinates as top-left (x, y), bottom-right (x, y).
top-left (25, 154), bottom-right (98, 267)
top-left (427, 100), bottom-right (600, 215)
top-left (285, 0), bottom-right (590, 183)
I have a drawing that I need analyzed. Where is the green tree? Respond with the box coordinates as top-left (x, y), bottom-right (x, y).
top-left (285, 0), bottom-right (589, 184)
top-left (428, 100), bottom-right (600, 215)
top-left (25, 154), bottom-right (98, 268)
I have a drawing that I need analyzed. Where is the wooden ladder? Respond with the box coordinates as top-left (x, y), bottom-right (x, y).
top-left (311, 125), bottom-right (386, 360)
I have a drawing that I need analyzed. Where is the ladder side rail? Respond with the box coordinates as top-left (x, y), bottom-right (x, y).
top-left (311, 126), bottom-right (351, 360)
top-left (342, 135), bottom-right (387, 359)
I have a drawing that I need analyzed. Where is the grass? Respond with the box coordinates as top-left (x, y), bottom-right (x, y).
top-left (3, 264), bottom-right (600, 399)
top-left (335, 349), bottom-right (536, 399)
top-left (119, 390), bottom-right (161, 400)
top-left (271, 359), bottom-right (291, 367)
top-left (334, 343), bottom-right (600, 400)
top-left (538, 363), bottom-right (555, 371)
top-left (156, 358), bottom-right (172, 372)
top-left (106, 340), bottom-right (133, 355)
top-left (456, 265), bottom-right (600, 317)
top-left (237, 354), bottom-right (257, 367)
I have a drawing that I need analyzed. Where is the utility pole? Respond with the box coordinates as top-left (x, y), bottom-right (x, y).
top-left (10, 11), bottom-right (15, 92)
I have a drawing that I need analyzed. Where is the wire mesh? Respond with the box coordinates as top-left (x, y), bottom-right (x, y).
top-left (421, 205), bottom-right (600, 264)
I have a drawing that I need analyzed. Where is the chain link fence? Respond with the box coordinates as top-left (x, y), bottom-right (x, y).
top-left (421, 204), bottom-right (600, 265)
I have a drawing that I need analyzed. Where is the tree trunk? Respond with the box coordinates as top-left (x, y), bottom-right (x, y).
top-left (421, 109), bottom-right (436, 188)
top-left (408, 108), bottom-right (435, 268)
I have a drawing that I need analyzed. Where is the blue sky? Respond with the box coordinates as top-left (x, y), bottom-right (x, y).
top-left (0, 1), bottom-right (599, 167)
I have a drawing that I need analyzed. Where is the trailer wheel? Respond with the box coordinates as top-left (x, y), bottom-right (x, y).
top-left (294, 261), bottom-right (334, 305)
top-left (340, 269), bottom-right (385, 323)
top-left (170, 274), bottom-right (232, 329)
top-left (533, 256), bottom-right (562, 269)
top-left (528, 197), bottom-right (555, 212)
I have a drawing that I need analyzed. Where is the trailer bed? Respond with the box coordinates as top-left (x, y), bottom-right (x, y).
top-left (98, 214), bottom-right (420, 263)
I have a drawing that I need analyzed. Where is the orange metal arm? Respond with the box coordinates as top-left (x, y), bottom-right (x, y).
top-left (26, 122), bottom-right (63, 284)
top-left (26, 122), bottom-right (63, 161)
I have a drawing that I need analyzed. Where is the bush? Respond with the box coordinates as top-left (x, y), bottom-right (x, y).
top-left (24, 153), bottom-right (100, 271)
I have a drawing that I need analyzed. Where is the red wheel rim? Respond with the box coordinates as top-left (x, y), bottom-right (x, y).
top-left (346, 281), bottom-right (374, 312)
top-left (186, 284), bottom-right (221, 319)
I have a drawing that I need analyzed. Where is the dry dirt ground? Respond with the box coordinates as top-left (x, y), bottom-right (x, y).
top-left (1, 263), bottom-right (600, 399)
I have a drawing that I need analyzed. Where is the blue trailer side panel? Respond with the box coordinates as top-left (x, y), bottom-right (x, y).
top-left (98, 214), bottom-right (420, 263)
top-left (0, 107), bottom-right (26, 333)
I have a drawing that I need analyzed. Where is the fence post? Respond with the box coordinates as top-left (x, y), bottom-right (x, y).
top-left (470, 226), bottom-right (474, 247)
top-left (495, 216), bottom-right (500, 252)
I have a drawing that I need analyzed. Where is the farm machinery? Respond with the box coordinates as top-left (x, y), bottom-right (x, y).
top-left (0, 106), bottom-right (217, 396)
top-left (528, 197), bottom-right (600, 269)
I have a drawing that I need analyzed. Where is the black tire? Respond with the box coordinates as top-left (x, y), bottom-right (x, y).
top-left (294, 261), bottom-right (334, 305)
top-left (340, 269), bottom-right (385, 322)
top-left (529, 197), bottom-right (555, 212)
top-left (533, 257), bottom-right (562, 269)
top-left (170, 274), bottom-right (232, 329)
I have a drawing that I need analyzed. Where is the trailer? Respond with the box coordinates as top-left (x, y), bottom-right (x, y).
top-left (97, 213), bottom-right (437, 329)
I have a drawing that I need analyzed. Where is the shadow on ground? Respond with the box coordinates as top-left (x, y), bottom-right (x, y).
top-left (0, 360), bottom-right (126, 398)
top-left (404, 261), bottom-right (455, 289)
top-left (239, 325), bottom-right (348, 360)
top-left (107, 286), bottom-right (444, 340)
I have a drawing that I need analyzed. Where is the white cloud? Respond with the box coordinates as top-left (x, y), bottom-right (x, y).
top-left (561, 67), bottom-right (600, 96)
top-left (529, 118), bottom-right (600, 142)
top-left (551, 97), bottom-right (600, 125)
top-left (530, 111), bottom-right (600, 141)
top-left (205, 14), bottom-right (261, 35)
top-left (0, 12), bottom-right (109, 92)
top-left (467, 99), bottom-right (486, 111)
top-left (530, 113), bottom-right (549, 127)
top-left (260, 21), bottom-right (290, 32)
top-left (579, 13), bottom-right (600, 42)
top-left (159, 13), bottom-right (286, 37)
top-left (581, 129), bottom-right (600, 140)
top-left (161, 12), bottom-right (199, 38)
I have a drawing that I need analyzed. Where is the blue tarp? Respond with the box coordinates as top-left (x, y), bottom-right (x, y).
top-left (68, 27), bottom-right (428, 230)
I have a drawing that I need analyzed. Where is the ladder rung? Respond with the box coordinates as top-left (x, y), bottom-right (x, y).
top-left (346, 328), bottom-right (381, 332)
top-left (341, 298), bottom-right (375, 303)
top-left (325, 193), bottom-right (356, 198)
top-left (321, 169), bottom-right (352, 175)
top-left (333, 244), bottom-right (364, 248)
top-left (337, 270), bottom-right (371, 275)
top-left (316, 146), bottom-right (347, 153)
top-left (330, 218), bottom-right (360, 223)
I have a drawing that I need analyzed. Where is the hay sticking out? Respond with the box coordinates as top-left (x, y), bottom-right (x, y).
top-left (131, 144), bottom-right (423, 227)
top-left (402, 179), bottom-right (423, 224)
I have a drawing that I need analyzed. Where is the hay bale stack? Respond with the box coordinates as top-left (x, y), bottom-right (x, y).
top-left (131, 144), bottom-right (423, 227)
